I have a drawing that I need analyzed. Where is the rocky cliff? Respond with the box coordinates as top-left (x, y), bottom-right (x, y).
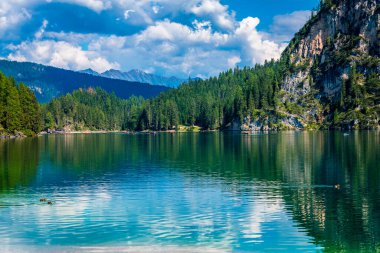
top-left (282, 0), bottom-right (379, 98)
top-left (239, 0), bottom-right (379, 131)
top-left (277, 0), bottom-right (380, 129)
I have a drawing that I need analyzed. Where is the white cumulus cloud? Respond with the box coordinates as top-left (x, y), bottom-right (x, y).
top-left (86, 17), bottom-right (283, 77)
top-left (1, 0), bottom-right (308, 78)
top-left (10, 14), bottom-right (285, 78)
top-left (8, 40), bottom-right (119, 73)
top-left (235, 17), bottom-right (286, 65)
top-left (191, 0), bottom-right (235, 30)
top-left (0, 1), bottom-right (33, 38)
top-left (57, 0), bottom-right (112, 12)
top-left (228, 56), bottom-right (241, 68)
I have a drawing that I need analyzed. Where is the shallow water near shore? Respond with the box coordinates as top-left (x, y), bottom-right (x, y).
top-left (0, 131), bottom-right (379, 252)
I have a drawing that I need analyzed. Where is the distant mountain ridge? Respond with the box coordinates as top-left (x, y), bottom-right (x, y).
top-left (80, 68), bottom-right (191, 88)
top-left (0, 60), bottom-right (169, 103)
top-left (80, 68), bottom-right (100, 76)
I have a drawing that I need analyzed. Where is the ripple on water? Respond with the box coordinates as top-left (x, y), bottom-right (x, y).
top-left (1, 132), bottom-right (379, 251)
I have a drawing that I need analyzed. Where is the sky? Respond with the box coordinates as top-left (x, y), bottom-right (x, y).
top-left (0, 0), bottom-right (319, 78)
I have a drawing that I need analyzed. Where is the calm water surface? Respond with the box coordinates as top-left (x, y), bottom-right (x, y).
top-left (0, 132), bottom-right (379, 252)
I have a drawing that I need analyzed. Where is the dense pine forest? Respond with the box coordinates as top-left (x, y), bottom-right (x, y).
top-left (1, 56), bottom-right (379, 136)
top-left (0, 72), bottom-right (41, 137)
top-left (137, 61), bottom-right (284, 130)
top-left (41, 61), bottom-right (379, 132)
top-left (39, 61), bottom-right (284, 132)
top-left (42, 88), bottom-right (145, 131)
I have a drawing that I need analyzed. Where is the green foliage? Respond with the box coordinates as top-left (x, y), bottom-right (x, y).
top-left (44, 55), bottom-right (379, 132)
top-left (285, 101), bottom-right (303, 115)
top-left (19, 83), bottom-right (41, 133)
top-left (0, 72), bottom-right (41, 135)
top-left (135, 61), bottom-right (283, 130)
top-left (42, 88), bottom-right (145, 131)
top-left (41, 61), bottom-right (284, 131)
top-left (4, 78), bottom-right (22, 132)
top-left (319, 0), bottom-right (337, 10)
top-left (331, 66), bottom-right (380, 129)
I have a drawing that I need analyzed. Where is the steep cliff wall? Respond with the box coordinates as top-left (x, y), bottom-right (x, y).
top-left (282, 0), bottom-right (379, 99)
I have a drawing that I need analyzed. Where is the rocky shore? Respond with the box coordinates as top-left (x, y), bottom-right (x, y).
top-left (0, 131), bottom-right (27, 140)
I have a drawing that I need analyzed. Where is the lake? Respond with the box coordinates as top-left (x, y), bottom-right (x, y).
top-left (0, 132), bottom-right (379, 252)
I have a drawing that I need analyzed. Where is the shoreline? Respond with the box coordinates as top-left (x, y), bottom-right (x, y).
top-left (39, 129), bottom-right (212, 135)
top-left (0, 131), bottom-right (27, 140)
top-left (39, 128), bottom-right (380, 136)
top-left (2, 128), bottom-right (379, 140)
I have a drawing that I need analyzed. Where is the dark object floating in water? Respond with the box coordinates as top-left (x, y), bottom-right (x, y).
top-left (334, 184), bottom-right (341, 190)
top-left (40, 198), bottom-right (54, 205)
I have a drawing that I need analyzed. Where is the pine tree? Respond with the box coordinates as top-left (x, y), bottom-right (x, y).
top-left (4, 78), bottom-right (22, 132)
top-left (0, 73), bottom-right (6, 129)
top-left (44, 111), bottom-right (55, 130)
top-left (19, 83), bottom-right (41, 133)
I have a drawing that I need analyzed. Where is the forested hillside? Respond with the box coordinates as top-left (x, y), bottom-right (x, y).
top-left (42, 88), bottom-right (145, 131)
top-left (136, 61), bottom-right (284, 130)
top-left (39, 62), bottom-right (284, 132)
top-left (0, 72), bottom-right (41, 137)
top-left (0, 60), bottom-right (169, 103)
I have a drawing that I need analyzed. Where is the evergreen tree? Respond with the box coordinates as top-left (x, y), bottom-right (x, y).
top-left (0, 73), bottom-right (6, 128)
top-left (19, 83), bottom-right (41, 133)
top-left (4, 78), bottom-right (22, 132)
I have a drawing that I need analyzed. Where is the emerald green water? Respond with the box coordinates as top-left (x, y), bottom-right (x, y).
top-left (0, 132), bottom-right (379, 252)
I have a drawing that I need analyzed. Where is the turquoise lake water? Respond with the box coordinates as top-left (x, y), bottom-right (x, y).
top-left (0, 132), bottom-right (379, 252)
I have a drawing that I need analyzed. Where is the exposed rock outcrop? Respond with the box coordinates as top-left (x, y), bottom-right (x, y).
top-left (276, 0), bottom-right (380, 130)
top-left (282, 0), bottom-right (379, 99)
top-left (0, 131), bottom-right (27, 139)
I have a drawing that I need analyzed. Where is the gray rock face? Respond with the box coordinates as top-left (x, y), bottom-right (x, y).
top-left (282, 0), bottom-right (380, 99)
top-left (0, 131), bottom-right (27, 139)
top-left (284, 117), bottom-right (304, 129)
top-left (239, 115), bottom-right (305, 132)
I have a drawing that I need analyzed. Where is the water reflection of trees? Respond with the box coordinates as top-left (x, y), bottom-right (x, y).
top-left (274, 131), bottom-right (380, 252)
top-left (0, 138), bottom-right (39, 191)
top-left (146, 132), bottom-right (380, 252)
top-left (43, 134), bottom-right (145, 174)
top-left (0, 132), bottom-right (379, 251)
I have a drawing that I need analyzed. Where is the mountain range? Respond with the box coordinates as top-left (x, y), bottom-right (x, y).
top-left (80, 68), bottom-right (191, 88)
top-left (0, 60), bottom-right (169, 103)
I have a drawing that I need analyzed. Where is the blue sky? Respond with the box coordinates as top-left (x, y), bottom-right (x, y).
top-left (0, 0), bottom-right (318, 78)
